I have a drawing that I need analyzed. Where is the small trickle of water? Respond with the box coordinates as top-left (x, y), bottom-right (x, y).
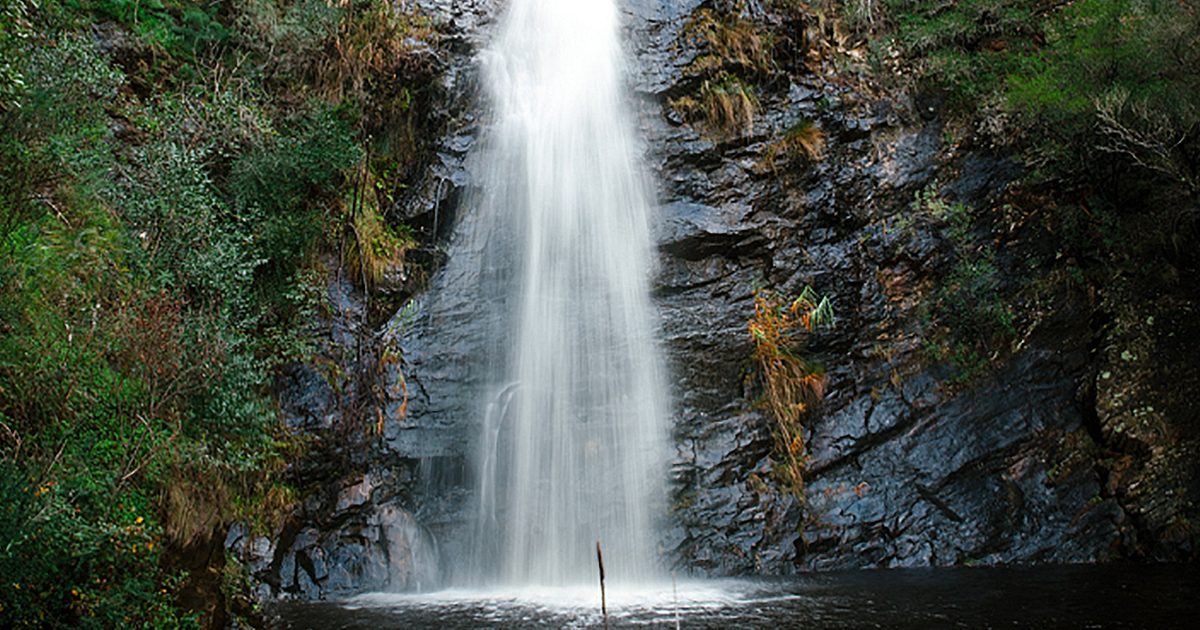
top-left (465, 0), bottom-right (670, 586)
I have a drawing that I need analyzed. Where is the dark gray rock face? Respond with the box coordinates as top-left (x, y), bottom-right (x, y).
top-left (229, 473), bottom-right (439, 600)
top-left (619, 1), bottom-right (1157, 574)
top-left (241, 0), bottom-right (502, 601)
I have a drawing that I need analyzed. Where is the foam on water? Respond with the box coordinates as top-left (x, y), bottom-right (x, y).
top-left (347, 581), bottom-right (766, 627)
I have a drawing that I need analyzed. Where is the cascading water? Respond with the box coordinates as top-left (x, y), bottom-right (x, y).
top-left (465, 0), bottom-right (670, 586)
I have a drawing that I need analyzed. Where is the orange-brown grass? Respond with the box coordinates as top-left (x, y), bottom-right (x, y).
top-left (310, 2), bottom-right (435, 103)
top-left (237, 0), bottom-right (436, 107)
top-left (761, 119), bottom-right (827, 172)
top-left (671, 75), bottom-right (759, 138)
top-left (686, 8), bottom-right (775, 74)
top-left (748, 287), bottom-right (834, 496)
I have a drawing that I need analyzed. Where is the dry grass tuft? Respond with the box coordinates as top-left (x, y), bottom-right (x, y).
top-left (310, 1), bottom-right (435, 103)
top-left (748, 286), bottom-right (834, 496)
top-left (686, 8), bottom-right (775, 74)
top-left (761, 119), bottom-right (827, 171)
top-left (161, 461), bottom-right (234, 550)
top-left (671, 75), bottom-right (759, 139)
top-left (236, 0), bottom-right (436, 105)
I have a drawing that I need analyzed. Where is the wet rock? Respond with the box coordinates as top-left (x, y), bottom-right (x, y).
top-left (1091, 288), bottom-right (1200, 561)
top-left (255, 2), bottom-right (502, 600)
top-left (336, 474), bottom-right (380, 512)
top-left (276, 364), bottom-right (337, 431)
top-left (227, 524), bottom-right (275, 577)
top-left (268, 504), bottom-right (439, 600)
top-left (621, 0), bottom-right (1151, 575)
top-left (946, 153), bottom-right (1021, 207)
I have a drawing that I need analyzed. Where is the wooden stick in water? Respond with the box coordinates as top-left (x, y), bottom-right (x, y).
top-left (673, 570), bottom-right (681, 630)
top-left (596, 540), bottom-right (609, 630)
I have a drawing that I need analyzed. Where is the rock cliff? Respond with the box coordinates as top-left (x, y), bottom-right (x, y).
top-left (245, 0), bottom-right (1198, 600)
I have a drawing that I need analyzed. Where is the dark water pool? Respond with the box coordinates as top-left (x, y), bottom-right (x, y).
top-left (272, 564), bottom-right (1198, 629)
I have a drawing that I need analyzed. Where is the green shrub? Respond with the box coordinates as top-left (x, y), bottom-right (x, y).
top-left (871, 0), bottom-right (1041, 103)
top-left (908, 192), bottom-right (1016, 380)
top-left (2, 2), bottom-right (433, 623)
top-left (938, 255), bottom-right (1015, 343)
top-left (868, 0), bottom-right (1198, 257)
top-left (1007, 0), bottom-right (1200, 195)
top-left (65, 0), bottom-right (230, 69)
top-left (0, 464), bottom-right (199, 628)
top-left (230, 107), bottom-right (362, 287)
top-left (0, 0), bottom-right (35, 110)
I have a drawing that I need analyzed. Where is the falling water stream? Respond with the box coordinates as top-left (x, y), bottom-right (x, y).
top-left (465, 0), bottom-right (669, 586)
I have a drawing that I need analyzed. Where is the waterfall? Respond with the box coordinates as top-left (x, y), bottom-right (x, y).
top-left (465, 0), bottom-right (670, 586)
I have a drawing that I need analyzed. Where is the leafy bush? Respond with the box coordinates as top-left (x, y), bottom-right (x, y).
top-left (865, 0), bottom-right (1199, 265)
top-left (1007, 0), bottom-right (1200, 197)
top-left (0, 202), bottom-right (208, 626)
top-left (1, 0), bottom-right (35, 110)
top-left (1, 1), bottom-right (436, 624)
top-left (877, 0), bottom-right (1041, 101)
top-left (65, 0), bottom-right (230, 69)
top-left (230, 106), bottom-right (362, 285)
top-left (910, 191), bottom-right (1016, 380)
top-left (341, 176), bottom-right (416, 291)
top-left (0, 465), bottom-right (198, 628)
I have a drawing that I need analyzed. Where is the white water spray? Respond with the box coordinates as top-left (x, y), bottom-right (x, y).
top-left (467, 0), bottom-right (669, 586)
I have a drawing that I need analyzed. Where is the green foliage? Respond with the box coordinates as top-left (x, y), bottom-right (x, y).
top-left (1, 0), bottom-right (36, 110)
top-left (1007, 0), bottom-right (1200, 195)
top-left (866, 0), bottom-right (1199, 265)
top-left (231, 110), bottom-right (361, 216)
top-left (66, 0), bottom-right (231, 68)
top-left (230, 107), bottom-right (362, 285)
top-left (879, 0), bottom-right (1042, 102)
top-left (938, 255), bottom-right (1014, 345)
top-left (0, 466), bottom-right (198, 628)
top-left (875, 0), bottom-right (1200, 145)
top-left (1, 1), bottom-right (434, 624)
top-left (912, 191), bottom-right (1015, 381)
top-left (342, 179), bottom-right (416, 291)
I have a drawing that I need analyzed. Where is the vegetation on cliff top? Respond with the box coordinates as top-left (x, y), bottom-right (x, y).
top-left (0, 0), bottom-right (435, 626)
top-left (874, 0), bottom-right (1199, 261)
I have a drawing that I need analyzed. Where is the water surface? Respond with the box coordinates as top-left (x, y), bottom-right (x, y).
top-left (273, 564), bottom-right (1199, 628)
